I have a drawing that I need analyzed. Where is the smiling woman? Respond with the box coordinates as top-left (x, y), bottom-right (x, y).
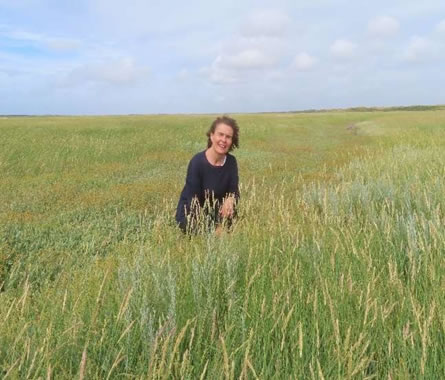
top-left (175, 116), bottom-right (240, 234)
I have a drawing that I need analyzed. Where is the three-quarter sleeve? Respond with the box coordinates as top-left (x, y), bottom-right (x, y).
top-left (175, 155), bottom-right (202, 229)
top-left (183, 157), bottom-right (202, 206)
top-left (228, 157), bottom-right (240, 201)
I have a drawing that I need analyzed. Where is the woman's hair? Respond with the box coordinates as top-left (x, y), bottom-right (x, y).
top-left (206, 115), bottom-right (239, 151)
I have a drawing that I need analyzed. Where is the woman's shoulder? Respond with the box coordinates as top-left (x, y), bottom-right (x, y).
top-left (188, 151), bottom-right (207, 169)
top-left (226, 153), bottom-right (238, 164)
top-left (189, 150), bottom-right (206, 162)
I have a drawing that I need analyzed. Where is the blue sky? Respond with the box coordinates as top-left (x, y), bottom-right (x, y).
top-left (1, 0), bottom-right (444, 114)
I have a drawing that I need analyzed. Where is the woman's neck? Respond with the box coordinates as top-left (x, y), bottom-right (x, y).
top-left (205, 148), bottom-right (226, 166)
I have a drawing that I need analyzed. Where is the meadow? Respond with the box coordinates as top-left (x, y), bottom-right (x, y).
top-left (0, 110), bottom-right (444, 379)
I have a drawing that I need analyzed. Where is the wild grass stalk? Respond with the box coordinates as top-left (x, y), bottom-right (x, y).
top-left (0, 112), bottom-right (444, 378)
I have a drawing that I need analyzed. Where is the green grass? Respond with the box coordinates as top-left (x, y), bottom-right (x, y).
top-left (0, 111), bottom-right (444, 379)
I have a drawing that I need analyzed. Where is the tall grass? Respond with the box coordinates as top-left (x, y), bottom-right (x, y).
top-left (0, 112), bottom-right (444, 378)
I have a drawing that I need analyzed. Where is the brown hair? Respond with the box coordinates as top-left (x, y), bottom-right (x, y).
top-left (206, 116), bottom-right (239, 151)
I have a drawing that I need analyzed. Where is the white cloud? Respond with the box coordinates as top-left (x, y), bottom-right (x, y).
top-left (403, 36), bottom-right (436, 62)
top-left (45, 38), bottom-right (81, 51)
top-left (216, 49), bottom-right (276, 70)
top-left (225, 35), bottom-right (288, 57)
top-left (0, 50), bottom-right (73, 79)
top-left (241, 9), bottom-right (291, 37)
top-left (2, 29), bottom-right (43, 42)
top-left (293, 52), bottom-right (318, 71)
top-left (61, 58), bottom-right (149, 87)
top-left (204, 49), bottom-right (277, 85)
top-left (201, 65), bottom-right (239, 85)
top-left (89, 0), bottom-right (240, 38)
top-left (204, 9), bottom-right (291, 85)
top-left (436, 19), bottom-right (445, 34)
top-left (1, 27), bottom-right (81, 52)
top-left (368, 16), bottom-right (400, 38)
top-left (177, 68), bottom-right (190, 81)
top-left (330, 39), bottom-right (356, 59)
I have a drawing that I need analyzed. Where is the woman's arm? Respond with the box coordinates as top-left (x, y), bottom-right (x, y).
top-left (183, 157), bottom-right (202, 212)
top-left (220, 157), bottom-right (239, 218)
top-left (176, 155), bottom-right (202, 229)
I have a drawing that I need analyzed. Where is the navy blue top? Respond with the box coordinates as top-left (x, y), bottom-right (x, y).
top-left (175, 151), bottom-right (239, 227)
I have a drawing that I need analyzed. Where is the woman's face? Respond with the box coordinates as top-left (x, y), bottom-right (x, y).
top-left (210, 123), bottom-right (233, 155)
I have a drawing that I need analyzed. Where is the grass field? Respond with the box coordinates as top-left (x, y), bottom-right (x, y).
top-left (0, 110), bottom-right (444, 379)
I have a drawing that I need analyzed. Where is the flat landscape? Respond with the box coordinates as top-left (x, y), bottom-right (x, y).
top-left (0, 110), bottom-right (444, 378)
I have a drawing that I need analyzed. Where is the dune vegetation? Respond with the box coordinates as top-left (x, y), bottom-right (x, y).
top-left (0, 110), bottom-right (444, 379)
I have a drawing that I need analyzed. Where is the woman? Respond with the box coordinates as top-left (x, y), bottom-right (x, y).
top-left (176, 116), bottom-right (240, 233)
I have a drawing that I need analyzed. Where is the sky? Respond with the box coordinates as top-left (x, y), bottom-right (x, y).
top-left (1, 0), bottom-right (444, 115)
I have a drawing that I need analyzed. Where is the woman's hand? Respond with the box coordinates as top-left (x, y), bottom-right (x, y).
top-left (220, 196), bottom-right (235, 218)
